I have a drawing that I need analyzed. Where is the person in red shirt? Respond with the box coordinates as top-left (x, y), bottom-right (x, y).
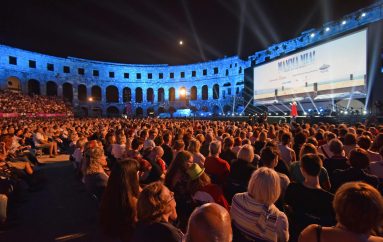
top-left (204, 140), bottom-right (230, 187)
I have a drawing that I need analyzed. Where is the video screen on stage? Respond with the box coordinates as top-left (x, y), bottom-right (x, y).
top-left (253, 29), bottom-right (367, 104)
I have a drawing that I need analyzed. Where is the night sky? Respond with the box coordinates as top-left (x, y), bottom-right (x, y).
top-left (0, 0), bottom-right (377, 65)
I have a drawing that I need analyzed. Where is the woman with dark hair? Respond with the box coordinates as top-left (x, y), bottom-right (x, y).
top-left (100, 158), bottom-right (141, 242)
top-left (164, 150), bottom-right (194, 231)
top-left (131, 182), bottom-right (183, 242)
top-left (299, 182), bottom-right (383, 242)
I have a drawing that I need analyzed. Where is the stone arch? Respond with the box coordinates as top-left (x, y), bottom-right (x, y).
top-left (135, 107), bottom-right (143, 116)
top-left (106, 106), bottom-right (120, 117)
top-left (7, 76), bottom-right (21, 91)
top-left (202, 85), bottom-right (208, 100)
top-left (106, 85), bottom-right (118, 103)
top-left (91, 85), bottom-right (102, 101)
top-left (158, 88), bottom-right (165, 103)
top-left (92, 107), bottom-right (103, 117)
top-left (123, 87), bottom-right (131, 102)
top-left (147, 88), bottom-right (154, 103)
top-left (190, 86), bottom-right (197, 100)
top-left (46, 81), bottom-right (58, 96)
top-left (78, 84), bottom-right (87, 102)
top-left (62, 82), bottom-right (73, 102)
top-left (213, 84), bottom-right (219, 99)
top-left (81, 107), bottom-right (88, 117)
top-left (169, 87), bottom-right (175, 101)
top-left (28, 79), bottom-right (40, 95)
top-left (136, 87), bottom-right (143, 103)
top-left (179, 87), bottom-right (186, 101)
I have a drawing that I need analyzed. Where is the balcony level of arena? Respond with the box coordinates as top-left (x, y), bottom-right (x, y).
top-left (0, 45), bottom-right (249, 117)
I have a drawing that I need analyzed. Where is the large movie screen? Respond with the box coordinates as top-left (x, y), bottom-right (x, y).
top-left (253, 29), bottom-right (367, 104)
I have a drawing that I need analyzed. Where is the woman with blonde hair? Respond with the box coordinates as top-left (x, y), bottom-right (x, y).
top-left (187, 138), bottom-right (205, 168)
top-left (231, 167), bottom-right (289, 242)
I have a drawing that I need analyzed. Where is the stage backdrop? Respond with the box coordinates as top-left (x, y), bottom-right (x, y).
top-left (253, 29), bottom-right (367, 104)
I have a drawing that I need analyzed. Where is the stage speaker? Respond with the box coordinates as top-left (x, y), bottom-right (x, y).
top-left (275, 89), bottom-right (278, 96)
top-left (350, 74), bottom-right (353, 80)
top-left (314, 83), bottom-right (318, 92)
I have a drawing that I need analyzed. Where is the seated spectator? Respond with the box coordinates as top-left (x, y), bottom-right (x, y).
top-left (343, 133), bottom-right (358, 158)
top-left (161, 131), bottom-right (173, 166)
top-left (82, 144), bottom-right (109, 199)
top-left (261, 146), bottom-right (290, 210)
top-left (100, 159), bottom-right (141, 242)
top-left (369, 146), bottom-right (383, 180)
top-left (111, 134), bottom-right (127, 160)
top-left (231, 167), bottom-right (289, 242)
top-left (132, 182), bottom-right (183, 242)
top-left (290, 143), bottom-right (331, 191)
top-left (227, 144), bottom-right (257, 202)
top-left (186, 163), bottom-right (229, 210)
top-left (357, 135), bottom-right (382, 162)
top-left (332, 148), bottom-right (379, 192)
top-left (299, 182), bottom-right (383, 242)
top-left (185, 203), bottom-right (232, 242)
top-left (219, 136), bottom-right (237, 165)
top-left (33, 127), bottom-right (58, 158)
top-left (323, 139), bottom-right (350, 182)
top-left (278, 132), bottom-right (296, 168)
top-left (204, 140), bottom-right (230, 187)
top-left (285, 153), bottom-right (336, 242)
top-left (144, 146), bottom-right (166, 183)
top-left (318, 132), bottom-right (337, 159)
top-left (187, 138), bottom-right (205, 168)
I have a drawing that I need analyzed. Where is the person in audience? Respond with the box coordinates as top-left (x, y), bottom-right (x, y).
top-left (111, 134), bottom-right (127, 160)
top-left (187, 138), bottom-right (205, 168)
top-left (323, 138), bottom-right (350, 182)
top-left (318, 132), bottom-right (337, 159)
top-left (299, 182), bottom-right (383, 242)
top-left (219, 136), bottom-right (237, 165)
top-left (278, 132), bottom-right (296, 168)
top-left (231, 167), bottom-right (289, 242)
top-left (82, 144), bottom-right (109, 198)
top-left (332, 148), bottom-right (379, 192)
top-left (357, 135), bottom-right (382, 162)
top-left (204, 140), bottom-right (230, 187)
top-left (260, 146), bottom-right (290, 210)
top-left (290, 143), bottom-right (331, 191)
top-left (186, 163), bottom-right (229, 210)
top-left (369, 146), bottom-right (383, 180)
top-left (161, 131), bottom-right (173, 166)
top-left (100, 159), bottom-right (141, 242)
top-left (33, 127), bottom-right (58, 158)
top-left (144, 146), bottom-right (166, 183)
top-left (343, 133), bottom-right (358, 157)
top-left (185, 203), bottom-right (232, 242)
top-left (132, 182), bottom-right (183, 242)
top-left (285, 153), bottom-right (336, 242)
top-left (228, 144), bottom-right (257, 201)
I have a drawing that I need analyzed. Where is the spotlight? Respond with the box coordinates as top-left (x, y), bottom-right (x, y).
top-left (325, 27), bottom-right (330, 32)
top-left (304, 112), bottom-right (308, 116)
top-left (363, 110), bottom-right (368, 115)
top-left (344, 111), bottom-right (348, 115)
top-left (179, 40), bottom-right (184, 46)
top-left (310, 33), bottom-right (315, 38)
top-left (361, 12), bottom-right (366, 17)
top-left (268, 113), bottom-right (272, 116)
top-left (284, 112), bottom-right (287, 115)
top-left (342, 20), bottom-right (347, 25)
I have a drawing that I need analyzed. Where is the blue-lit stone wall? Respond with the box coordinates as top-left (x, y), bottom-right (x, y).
top-left (0, 45), bottom-right (249, 116)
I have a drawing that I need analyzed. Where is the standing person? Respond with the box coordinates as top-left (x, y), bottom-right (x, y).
top-left (231, 167), bottom-right (289, 242)
top-left (187, 138), bottom-right (205, 168)
top-left (132, 182), bottom-right (183, 242)
top-left (100, 159), bottom-right (141, 242)
top-left (291, 101), bottom-right (298, 121)
top-left (161, 132), bottom-right (173, 166)
top-left (299, 182), bottom-right (383, 242)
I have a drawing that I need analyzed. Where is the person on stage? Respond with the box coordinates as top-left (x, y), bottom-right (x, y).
top-left (291, 101), bottom-right (298, 120)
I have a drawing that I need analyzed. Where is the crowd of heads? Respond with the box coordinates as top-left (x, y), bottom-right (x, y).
top-left (0, 90), bottom-right (72, 114)
top-left (1, 116), bottom-right (383, 241)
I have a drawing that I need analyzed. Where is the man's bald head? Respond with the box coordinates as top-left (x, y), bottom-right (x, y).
top-left (186, 203), bottom-right (232, 242)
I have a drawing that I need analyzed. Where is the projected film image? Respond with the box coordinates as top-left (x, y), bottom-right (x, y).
top-left (253, 30), bottom-right (367, 104)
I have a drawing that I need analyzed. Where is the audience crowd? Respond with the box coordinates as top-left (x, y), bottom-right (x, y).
top-left (0, 90), bottom-right (72, 114)
top-left (0, 114), bottom-right (383, 242)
